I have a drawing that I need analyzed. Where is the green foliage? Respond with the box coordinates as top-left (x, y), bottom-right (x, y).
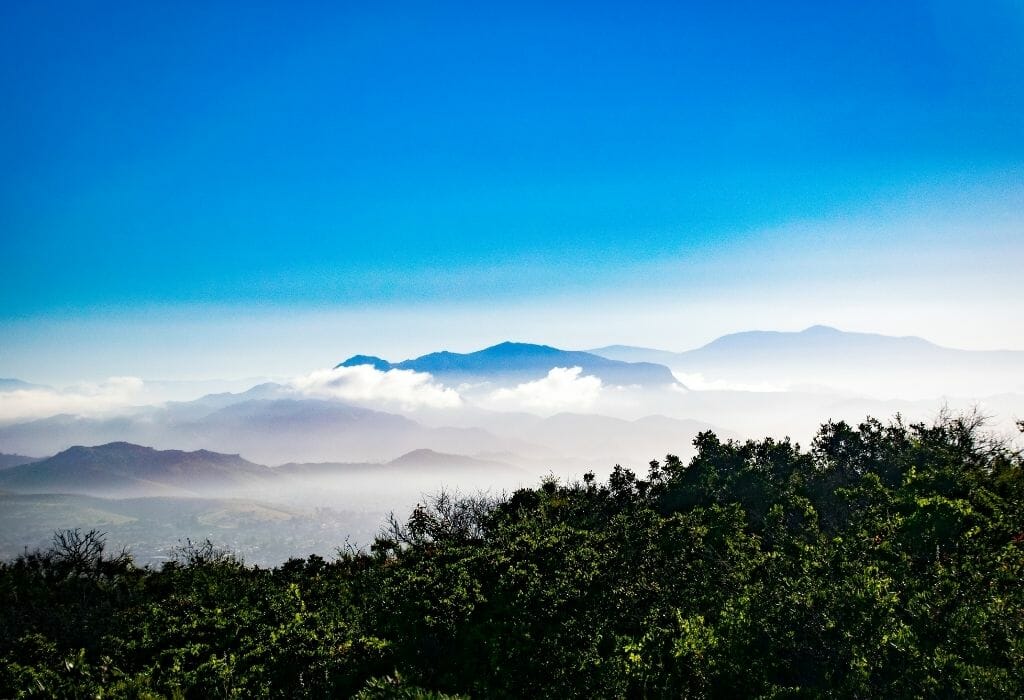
top-left (1, 413), bottom-right (1022, 697)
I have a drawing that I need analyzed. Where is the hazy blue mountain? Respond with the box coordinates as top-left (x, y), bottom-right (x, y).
top-left (337, 355), bottom-right (393, 372)
top-left (594, 325), bottom-right (1024, 366)
top-left (590, 326), bottom-right (1024, 398)
top-left (161, 382), bottom-right (290, 420)
top-left (0, 442), bottom-right (278, 498)
top-left (679, 325), bottom-right (998, 362)
top-left (0, 453), bottom-right (43, 470)
top-left (338, 341), bottom-right (679, 387)
top-left (184, 398), bottom-right (528, 464)
top-left (194, 398), bottom-right (416, 434)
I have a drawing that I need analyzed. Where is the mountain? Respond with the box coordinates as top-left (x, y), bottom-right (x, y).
top-left (0, 442), bottom-right (278, 498)
top-left (182, 398), bottom-right (531, 464)
top-left (338, 341), bottom-right (680, 387)
top-left (161, 382), bottom-right (290, 420)
top-left (680, 325), bottom-right (972, 362)
top-left (0, 453), bottom-right (42, 470)
top-left (590, 326), bottom-right (1024, 398)
top-left (0, 439), bottom-right (531, 511)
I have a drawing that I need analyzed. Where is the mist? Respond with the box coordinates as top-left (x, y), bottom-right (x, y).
top-left (2, 327), bottom-right (1021, 566)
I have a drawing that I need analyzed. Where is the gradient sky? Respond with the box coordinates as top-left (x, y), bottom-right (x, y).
top-left (2, 1), bottom-right (1023, 382)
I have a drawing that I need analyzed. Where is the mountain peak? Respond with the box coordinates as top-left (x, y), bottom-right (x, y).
top-left (477, 341), bottom-right (559, 356)
top-left (336, 355), bottom-right (393, 371)
top-left (390, 448), bottom-right (446, 464)
top-left (60, 442), bottom-right (154, 457)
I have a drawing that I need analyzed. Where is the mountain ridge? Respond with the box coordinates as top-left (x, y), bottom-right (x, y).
top-left (338, 341), bottom-right (680, 387)
top-left (0, 442), bottom-right (530, 498)
top-left (589, 326), bottom-right (1024, 398)
top-left (592, 325), bottom-right (1023, 358)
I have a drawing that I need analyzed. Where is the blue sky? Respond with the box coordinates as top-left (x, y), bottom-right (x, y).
top-left (1, 1), bottom-right (1023, 381)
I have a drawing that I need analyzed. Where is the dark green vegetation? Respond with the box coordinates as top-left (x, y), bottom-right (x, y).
top-left (2, 414), bottom-right (1022, 698)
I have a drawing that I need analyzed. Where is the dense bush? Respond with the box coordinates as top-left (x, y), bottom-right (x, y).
top-left (2, 413), bottom-right (1022, 698)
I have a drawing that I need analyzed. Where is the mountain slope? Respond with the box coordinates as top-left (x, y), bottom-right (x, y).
top-left (338, 341), bottom-right (679, 387)
top-left (0, 453), bottom-right (42, 470)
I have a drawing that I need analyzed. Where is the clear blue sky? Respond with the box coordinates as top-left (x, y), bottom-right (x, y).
top-left (1, 1), bottom-right (1023, 380)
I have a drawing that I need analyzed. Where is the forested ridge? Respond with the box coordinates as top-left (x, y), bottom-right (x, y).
top-left (2, 413), bottom-right (1022, 698)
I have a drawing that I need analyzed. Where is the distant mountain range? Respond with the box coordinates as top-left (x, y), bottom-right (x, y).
top-left (0, 396), bottom-right (543, 465)
top-left (338, 341), bottom-right (680, 387)
top-left (0, 442), bottom-right (529, 499)
top-left (0, 397), bottom-right (723, 479)
top-left (591, 326), bottom-right (1024, 398)
top-left (3, 329), bottom-right (1018, 473)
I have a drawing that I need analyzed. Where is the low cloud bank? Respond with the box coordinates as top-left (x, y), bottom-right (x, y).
top-left (0, 377), bottom-right (146, 424)
top-left (488, 367), bottom-right (603, 412)
top-left (290, 365), bottom-right (462, 410)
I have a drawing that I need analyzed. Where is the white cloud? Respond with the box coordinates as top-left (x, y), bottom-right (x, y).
top-left (290, 365), bottom-right (462, 410)
top-left (488, 367), bottom-right (602, 412)
top-left (0, 377), bottom-right (146, 424)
